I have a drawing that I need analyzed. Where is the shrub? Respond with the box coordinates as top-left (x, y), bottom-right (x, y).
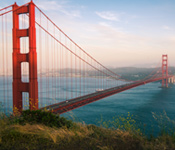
top-left (152, 111), bottom-right (175, 136)
top-left (12, 110), bottom-right (73, 128)
top-left (98, 112), bottom-right (141, 134)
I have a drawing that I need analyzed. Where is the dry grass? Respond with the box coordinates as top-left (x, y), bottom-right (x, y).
top-left (0, 112), bottom-right (175, 150)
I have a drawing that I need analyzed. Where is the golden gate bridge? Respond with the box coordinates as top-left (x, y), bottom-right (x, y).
top-left (0, 1), bottom-right (174, 114)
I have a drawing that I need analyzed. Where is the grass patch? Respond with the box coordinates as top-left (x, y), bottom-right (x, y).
top-left (0, 110), bottom-right (175, 150)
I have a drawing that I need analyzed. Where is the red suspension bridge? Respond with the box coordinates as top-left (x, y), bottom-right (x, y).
top-left (0, 1), bottom-right (174, 114)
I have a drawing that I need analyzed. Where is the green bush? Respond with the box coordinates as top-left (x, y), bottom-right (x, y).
top-left (152, 111), bottom-right (175, 136)
top-left (12, 110), bottom-right (73, 128)
top-left (98, 112), bottom-right (141, 134)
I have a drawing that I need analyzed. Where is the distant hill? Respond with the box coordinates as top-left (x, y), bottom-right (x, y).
top-left (109, 67), bottom-right (175, 81)
top-left (38, 67), bottom-right (175, 80)
top-left (111, 67), bottom-right (175, 75)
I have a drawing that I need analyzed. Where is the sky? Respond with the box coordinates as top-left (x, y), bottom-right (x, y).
top-left (1, 0), bottom-right (175, 68)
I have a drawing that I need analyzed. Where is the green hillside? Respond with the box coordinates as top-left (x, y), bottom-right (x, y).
top-left (0, 110), bottom-right (175, 150)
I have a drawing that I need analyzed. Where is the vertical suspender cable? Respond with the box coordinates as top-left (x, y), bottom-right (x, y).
top-left (2, 16), bottom-right (5, 114)
top-left (5, 11), bottom-right (9, 113)
top-left (39, 11), bottom-right (43, 107)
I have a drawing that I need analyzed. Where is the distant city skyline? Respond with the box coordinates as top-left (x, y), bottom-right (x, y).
top-left (1, 0), bottom-right (175, 67)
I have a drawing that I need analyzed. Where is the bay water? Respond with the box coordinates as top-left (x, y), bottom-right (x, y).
top-left (62, 82), bottom-right (175, 136)
top-left (0, 77), bottom-right (175, 136)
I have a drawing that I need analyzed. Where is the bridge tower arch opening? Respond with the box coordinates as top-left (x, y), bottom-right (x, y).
top-left (162, 54), bottom-right (168, 88)
top-left (12, 1), bottom-right (38, 114)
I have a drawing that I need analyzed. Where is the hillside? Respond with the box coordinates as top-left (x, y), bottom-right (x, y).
top-left (38, 67), bottom-right (175, 81)
top-left (0, 110), bottom-right (175, 150)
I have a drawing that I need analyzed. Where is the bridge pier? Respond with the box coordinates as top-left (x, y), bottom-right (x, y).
top-left (12, 1), bottom-right (38, 114)
top-left (162, 55), bottom-right (168, 88)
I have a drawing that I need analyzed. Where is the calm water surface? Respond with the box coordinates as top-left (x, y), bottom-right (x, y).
top-left (62, 82), bottom-right (175, 136)
top-left (0, 77), bottom-right (175, 136)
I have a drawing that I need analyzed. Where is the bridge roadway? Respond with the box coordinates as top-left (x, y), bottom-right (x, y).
top-left (41, 76), bottom-right (172, 114)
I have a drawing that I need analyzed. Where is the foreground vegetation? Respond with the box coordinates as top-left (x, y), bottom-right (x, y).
top-left (0, 110), bottom-right (175, 150)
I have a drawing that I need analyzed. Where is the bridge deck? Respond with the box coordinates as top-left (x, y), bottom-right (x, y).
top-left (41, 76), bottom-right (172, 114)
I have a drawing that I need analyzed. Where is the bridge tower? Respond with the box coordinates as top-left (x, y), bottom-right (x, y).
top-left (162, 54), bottom-right (168, 87)
top-left (12, 1), bottom-right (38, 113)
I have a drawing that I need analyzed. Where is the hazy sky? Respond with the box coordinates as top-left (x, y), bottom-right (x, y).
top-left (1, 0), bottom-right (175, 67)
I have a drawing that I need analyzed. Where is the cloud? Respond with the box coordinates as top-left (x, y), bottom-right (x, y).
top-left (62, 10), bottom-right (81, 18)
top-left (162, 25), bottom-right (171, 30)
top-left (35, 1), bottom-right (62, 11)
top-left (76, 21), bottom-right (175, 67)
top-left (98, 22), bottom-right (111, 27)
top-left (35, 0), bottom-right (81, 18)
top-left (95, 11), bottom-right (119, 21)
